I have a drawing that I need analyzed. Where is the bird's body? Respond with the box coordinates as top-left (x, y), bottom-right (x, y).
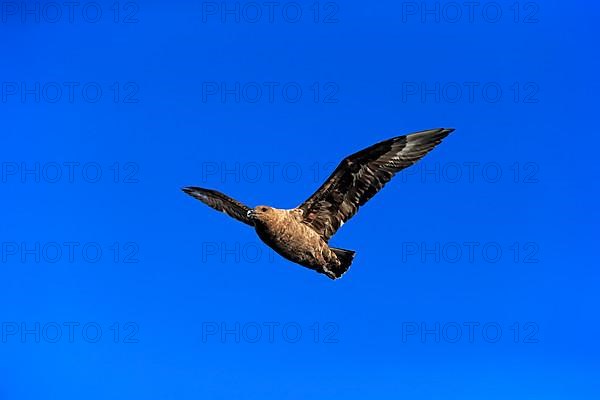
top-left (250, 207), bottom-right (349, 279)
top-left (183, 128), bottom-right (454, 280)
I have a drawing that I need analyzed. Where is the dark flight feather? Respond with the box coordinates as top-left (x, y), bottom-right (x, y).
top-left (182, 187), bottom-right (255, 226)
top-left (298, 128), bottom-right (454, 241)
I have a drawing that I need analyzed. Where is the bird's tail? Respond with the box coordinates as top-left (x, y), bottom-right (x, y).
top-left (329, 248), bottom-right (356, 279)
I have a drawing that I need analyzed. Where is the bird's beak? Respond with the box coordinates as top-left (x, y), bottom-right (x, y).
top-left (247, 210), bottom-right (255, 218)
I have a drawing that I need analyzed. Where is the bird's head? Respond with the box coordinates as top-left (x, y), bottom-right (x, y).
top-left (247, 205), bottom-right (274, 222)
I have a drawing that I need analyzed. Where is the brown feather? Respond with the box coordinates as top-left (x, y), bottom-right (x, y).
top-left (297, 128), bottom-right (454, 240)
top-left (182, 187), bottom-right (255, 226)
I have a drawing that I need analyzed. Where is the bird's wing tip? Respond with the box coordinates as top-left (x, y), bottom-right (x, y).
top-left (182, 186), bottom-right (209, 199)
top-left (181, 186), bottom-right (195, 194)
top-left (433, 127), bottom-right (455, 136)
top-left (406, 127), bottom-right (455, 143)
top-left (439, 127), bottom-right (455, 139)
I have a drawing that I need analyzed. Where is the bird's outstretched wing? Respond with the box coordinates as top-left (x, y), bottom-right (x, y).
top-left (297, 128), bottom-right (454, 241)
top-left (182, 187), bottom-right (254, 226)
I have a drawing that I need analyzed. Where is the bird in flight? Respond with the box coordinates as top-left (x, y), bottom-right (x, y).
top-left (183, 128), bottom-right (454, 280)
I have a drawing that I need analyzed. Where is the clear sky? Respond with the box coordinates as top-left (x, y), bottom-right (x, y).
top-left (1, 0), bottom-right (599, 398)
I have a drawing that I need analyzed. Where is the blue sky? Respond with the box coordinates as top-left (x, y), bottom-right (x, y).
top-left (1, 1), bottom-right (599, 398)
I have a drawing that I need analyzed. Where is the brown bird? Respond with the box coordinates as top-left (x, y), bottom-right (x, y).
top-left (183, 128), bottom-right (454, 279)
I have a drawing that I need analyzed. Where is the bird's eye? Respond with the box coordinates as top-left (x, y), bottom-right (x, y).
top-left (261, 207), bottom-right (268, 212)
